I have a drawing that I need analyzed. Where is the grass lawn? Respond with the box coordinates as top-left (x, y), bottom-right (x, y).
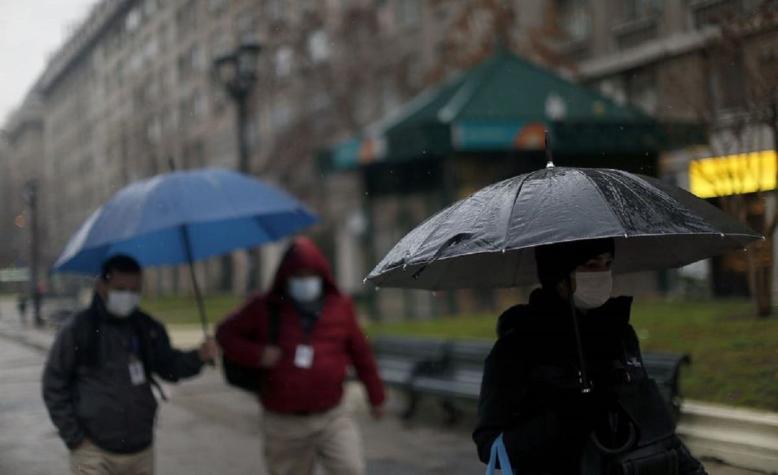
top-left (367, 299), bottom-right (778, 412)
top-left (142, 294), bottom-right (777, 411)
top-left (141, 294), bottom-right (243, 326)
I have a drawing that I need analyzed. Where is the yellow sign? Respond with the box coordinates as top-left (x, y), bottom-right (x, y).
top-left (689, 150), bottom-right (777, 198)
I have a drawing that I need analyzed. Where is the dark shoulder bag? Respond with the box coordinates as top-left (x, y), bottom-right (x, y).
top-left (222, 303), bottom-right (280, 393)
top-left (583, 343), bottom-right (683, 475)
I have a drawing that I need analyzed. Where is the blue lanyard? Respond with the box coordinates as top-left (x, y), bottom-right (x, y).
top-left (486, 434), bottom-right (514, 475)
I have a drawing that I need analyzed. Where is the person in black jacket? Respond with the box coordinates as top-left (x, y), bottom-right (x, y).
top-left (473, 239), bottom-right (707, 475)
top-left (42, 255), bottom-right (218, 475)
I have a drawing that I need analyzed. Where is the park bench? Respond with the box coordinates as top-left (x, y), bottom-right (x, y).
top-left (370, 335), bottom-right (450, 417)
top-left (371, 336), bottom-right (690, 425)
top-left (642, 351), bottom-right (692, 423)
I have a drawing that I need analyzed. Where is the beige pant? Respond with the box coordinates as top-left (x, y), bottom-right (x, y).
top-left (70, 440), bottom-right (154, 475)
top-left (263, 403), bottom-right (365, 475)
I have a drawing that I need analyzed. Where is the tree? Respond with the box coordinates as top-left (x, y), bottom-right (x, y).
top-left (684, 0), bottom-right (778, 316)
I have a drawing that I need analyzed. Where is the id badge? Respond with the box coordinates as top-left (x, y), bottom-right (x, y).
top-left (294, 345), bottom-right (314, 369)
top-left (129, 357), bottom-right (147, 385)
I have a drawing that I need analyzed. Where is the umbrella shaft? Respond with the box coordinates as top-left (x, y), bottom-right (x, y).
top-left (567, 279), bottom-right (591, 393)
top-left (180, 226), bottom-right (209, 337)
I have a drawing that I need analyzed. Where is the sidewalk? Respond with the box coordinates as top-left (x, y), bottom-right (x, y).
top-left (0, 297), bottom-right (766, 474)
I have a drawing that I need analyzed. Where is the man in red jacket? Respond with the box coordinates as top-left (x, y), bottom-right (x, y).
top-left (216, 237), bottom-right (385, 475)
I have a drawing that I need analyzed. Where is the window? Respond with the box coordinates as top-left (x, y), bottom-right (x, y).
top-left (270, 96), bottom-right (293, 129)
top-left (236, 8), bottom-right (259, 42)
top-left (176, 1), bottom-right (199, 33)
top-left (556, 0), bottom-right (591, 43)
top-left (275, 47), bottom-right (294, 77)
top-left (625, 68), bottom-right (658, 115)
top-left (710, 53), bottom-right (746, 112)
top-left (178, 43), bottom-right (206, 76)
top-left (142, 0), bottom-right (159, 17)
top-left (692, 0), bottom-right (763, 28)
top-left (395, 0), bottom-right (421, 28)
top-left (621, 0), bottom-right (663, 22)
top-left (307, 30), bottom-right (330, 63)
top-left (208, 0), bottom-right (227, 15)
top-left (597, 77), bottom-right (627, 105)
top-left (210, 30), bottom-right (231, 59)
top-left (125, 8), bottom-right (142, 32)
top-left (266, 0), bottom-right (285, 22)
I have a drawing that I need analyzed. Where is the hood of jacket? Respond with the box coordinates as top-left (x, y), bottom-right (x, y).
top-left (267, 237), bottom-right (340, 301)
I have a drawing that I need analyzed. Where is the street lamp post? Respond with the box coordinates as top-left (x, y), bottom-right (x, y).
top-left (22, 179), bottom-right (42, 327)
top-left (213, 41), bottom-right (262, 292)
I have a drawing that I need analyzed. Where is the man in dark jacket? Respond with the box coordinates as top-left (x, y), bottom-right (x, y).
top-left (42, 255), bottom-right (218, 475)
top-left (473, 239), bottom-right (707, 474)
top-left (217, 237), bottom-right (385, 475)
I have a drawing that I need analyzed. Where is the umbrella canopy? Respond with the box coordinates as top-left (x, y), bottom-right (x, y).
top-left (54, 168), bottom-right (317, 274)
top-left (367, 166), bottom-right (762, 290)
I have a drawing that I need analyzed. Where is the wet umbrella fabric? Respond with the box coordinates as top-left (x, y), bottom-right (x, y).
top-left (53, 168), bottom-right (317, 333)
top-left (367, 166), bottom-right (761, 290)
top-left (54, 168), bottom-right (317, 274)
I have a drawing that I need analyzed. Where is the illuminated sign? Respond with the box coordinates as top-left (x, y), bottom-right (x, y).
top-left (689, 150), bottom-right (777, 198)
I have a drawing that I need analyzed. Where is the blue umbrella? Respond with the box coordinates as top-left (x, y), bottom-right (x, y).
top-left (53, 168), bottom-right (317, 333)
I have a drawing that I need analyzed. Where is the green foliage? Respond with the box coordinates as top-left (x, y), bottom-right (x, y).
top-left (367, 299), bottom-right (778, 412)
top-left (141, 294), bottom-right (243, 325)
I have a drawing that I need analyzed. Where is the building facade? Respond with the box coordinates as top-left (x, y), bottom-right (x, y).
top-left (2, 0), bottom-right (776, 310)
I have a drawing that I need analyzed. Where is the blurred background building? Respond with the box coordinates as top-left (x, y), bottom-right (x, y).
top-left (1, 0), bottom-right (776, 318)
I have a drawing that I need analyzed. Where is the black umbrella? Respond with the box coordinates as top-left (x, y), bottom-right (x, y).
top-left (366, 165), bottom-right (762, 290)
top-left (367, 153), bottom-right (762, 393)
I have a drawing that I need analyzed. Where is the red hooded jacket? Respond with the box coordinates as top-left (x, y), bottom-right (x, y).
top-left (216, 237), bottom-right (385, 414)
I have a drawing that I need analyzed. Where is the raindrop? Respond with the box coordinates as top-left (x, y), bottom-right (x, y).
top-left (402, 264), bottom-right (407, 270)
top-left (719, 233), bottom-right (725, 237)
top-left (362, 278), bottom-right (367, 284)
top-left (431, 291), bottom-right (438, 297)
top-left (623, 233), bottom-right (628, 238)
top-left (501, 248), bottom-right (506, 253)
top-left (375, 286), bottom-right (381, 291)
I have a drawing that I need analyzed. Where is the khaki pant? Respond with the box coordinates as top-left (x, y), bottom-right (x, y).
top-left (263, 403), bottom-right (365, 475)
top-left (70, 440), bottom-right (154, 475)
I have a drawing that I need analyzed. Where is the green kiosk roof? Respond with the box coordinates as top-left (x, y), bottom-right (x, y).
top-left (323, 50), bottom-right (704, 171)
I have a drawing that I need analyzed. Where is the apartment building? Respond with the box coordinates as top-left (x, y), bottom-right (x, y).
top-left (2, 0), bottom-right (775, 303)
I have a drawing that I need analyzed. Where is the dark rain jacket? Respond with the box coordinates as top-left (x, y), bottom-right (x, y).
top-left (473, 288), bottom-right (707, 474)
top-left (216, 237), bottom-right (386, 414)
top-left (42, 295), bottom-right (203, 454)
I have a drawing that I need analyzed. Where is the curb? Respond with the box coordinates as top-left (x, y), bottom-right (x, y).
top-left (678, 401), bottom-right (778, 474)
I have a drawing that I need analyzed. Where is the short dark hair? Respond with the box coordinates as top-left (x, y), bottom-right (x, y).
top-left (100, 254), bottom-right (142, 281)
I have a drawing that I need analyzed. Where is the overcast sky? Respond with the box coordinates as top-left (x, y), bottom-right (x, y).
top-left (0, 0), bottom-right (96, 125)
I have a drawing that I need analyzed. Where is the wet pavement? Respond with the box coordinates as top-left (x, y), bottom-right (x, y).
top-left (0, 298), bottom-right (762, 474)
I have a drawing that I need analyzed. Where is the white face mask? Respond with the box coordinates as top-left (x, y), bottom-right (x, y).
top-left (573, 271), bottom-right (612, 310)
top-left (288, 276), bottom-right (323, 303)
top-left (106, 290), bottom-right (141, 318)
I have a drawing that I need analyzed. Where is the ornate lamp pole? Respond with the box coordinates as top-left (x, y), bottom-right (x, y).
top-left (212, 41), bottom-right (262, 173)
top-left (22, 179), bottom-right (42, 327)
top-left (212, 41), bottom-right (262, 292)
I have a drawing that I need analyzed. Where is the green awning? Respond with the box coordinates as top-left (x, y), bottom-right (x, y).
top-left (321, 49), bottom-right (704, 172)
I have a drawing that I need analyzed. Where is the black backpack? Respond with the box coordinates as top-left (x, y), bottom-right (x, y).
top-left (221, 303), bottom-right (280, 393)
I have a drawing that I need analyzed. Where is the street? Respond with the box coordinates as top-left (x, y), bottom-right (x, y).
top-left (0, 299), bottom-right (761, 475)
